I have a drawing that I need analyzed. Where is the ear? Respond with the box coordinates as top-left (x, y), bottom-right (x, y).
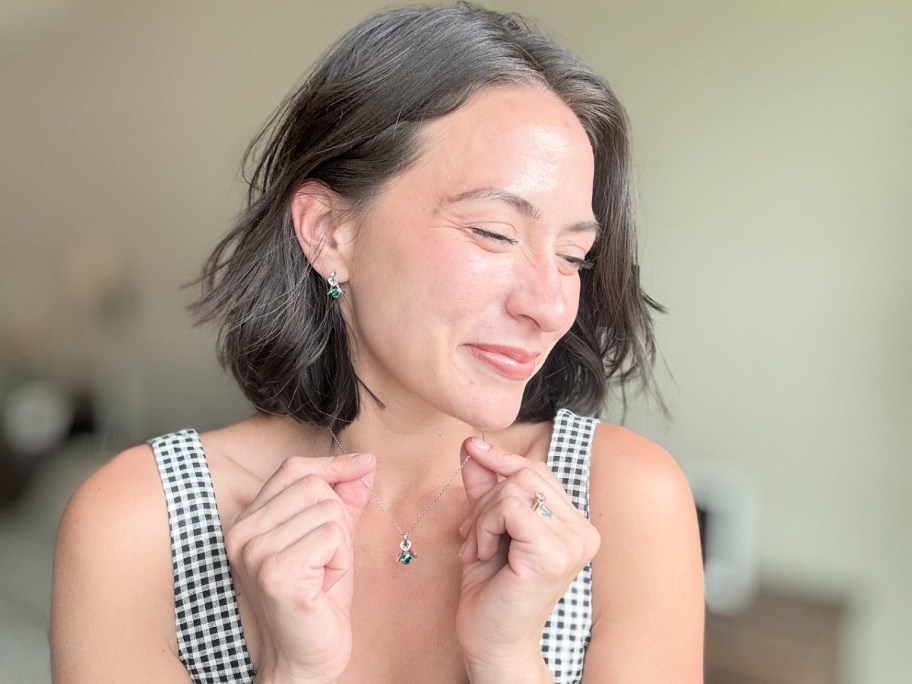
top-left (290, 180), bottom-right (356, 282)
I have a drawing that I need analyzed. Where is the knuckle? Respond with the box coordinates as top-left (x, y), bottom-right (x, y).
top-left (278, 456), bottom-right (308, 479)
top-left (314, 497), bottom-right (345, 521)
top-left (241, 535), bottom-right (267, 571)
top-left (224, 519), bottom-right (254, 561)
top-left (292, 473), bottom-right (333, 500)
top-left (501, 481), bottom-right (528, 501)
top-left (315, 520), bottom-right (347, 547)
top-left (565, 522), bottom-right (599, 565)
top-left (255, 554), bottom-right (283, 594)
top-left (502, 493), bottom-right (527, 513)
top-left (224, 527), bottom-right (244, 560)
top-left (301, 473), bottom-right (325, 489)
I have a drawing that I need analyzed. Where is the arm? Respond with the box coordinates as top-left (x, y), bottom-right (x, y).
top-left (50, 446), bottom-right (192, 683)
top-left (582, 424), bottom-right (705, 683)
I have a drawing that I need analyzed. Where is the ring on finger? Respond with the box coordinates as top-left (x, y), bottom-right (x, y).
top-left (531, 491), bottom-right (553, 519)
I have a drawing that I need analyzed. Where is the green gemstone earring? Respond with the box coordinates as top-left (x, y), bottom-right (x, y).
top-left (327, 271), bottom-right (344, 299)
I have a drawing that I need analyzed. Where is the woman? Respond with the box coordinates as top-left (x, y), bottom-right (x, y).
top-left (51, 4), bottom-right (703, 683)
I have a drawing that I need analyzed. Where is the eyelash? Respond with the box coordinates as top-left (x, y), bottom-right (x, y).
top-left (563, 256), bottom-right (595, 272)
top-left (469, 226), bottom-right (518, 245)
top-left (468, 227), bottom-right (594, 272)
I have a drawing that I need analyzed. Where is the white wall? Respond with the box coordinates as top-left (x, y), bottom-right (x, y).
top-left (607, 4), bottom-right (911, 682)
top-left (1, 1), bottom-right (909, 681)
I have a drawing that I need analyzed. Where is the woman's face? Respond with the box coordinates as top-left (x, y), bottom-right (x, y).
top-left (342, 85), bottom-right (598, 430)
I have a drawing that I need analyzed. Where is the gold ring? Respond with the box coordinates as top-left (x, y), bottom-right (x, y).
top-left (531, 491), bottom-right (553, 519)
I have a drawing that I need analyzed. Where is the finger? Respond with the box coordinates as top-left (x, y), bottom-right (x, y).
top-left (460, 437), bottom-right (498, 508)
top-left (257, 520), bottom-right (354, 600)
top-left (463, 480), bottom-right (530, 560)
top-left (246, 452), bottom-right (376, 516)
top-left (235, 474), bottom-right (343, 540)
top-left (333, 460), bottom-right (375, 528)
top-left (464, 436), bottom-right (544, 478)
top-left (463, 438), bottom-right (571, 505)
top-left (459, 443), bottom-right (572, 541)
top-left (467, 494), bottom-right (589, 580)
top-left (241, 498), bottom-right (350, 573)
top-left (459, 498), bottom-right (554, 566)
top-left (471, 488), bottom-right (556, 562)
top-left (280, 511), bottom-right (355, 594)
top-left (458, 528), bottom-right (478, 563)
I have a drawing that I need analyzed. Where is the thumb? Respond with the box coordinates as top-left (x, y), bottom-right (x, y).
top-left (333, 453), bottom-right (375, 529)
top-left (460, 437), bottom-right (498, 506)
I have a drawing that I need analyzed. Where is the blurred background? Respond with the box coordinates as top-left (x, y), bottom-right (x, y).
top-left (0, 1), bottom-right (908, 682)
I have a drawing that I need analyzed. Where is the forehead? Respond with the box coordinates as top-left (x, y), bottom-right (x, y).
top-left (401, 85), bottom-right (596, 217)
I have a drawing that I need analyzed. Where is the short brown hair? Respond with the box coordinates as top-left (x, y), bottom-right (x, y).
top-left (192, 3), bottom-right (661, 432)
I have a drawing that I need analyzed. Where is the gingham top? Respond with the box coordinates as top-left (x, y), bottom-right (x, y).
top-left (150, 408), bottom-right (597, 684)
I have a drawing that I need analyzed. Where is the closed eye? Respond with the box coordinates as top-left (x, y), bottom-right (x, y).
top-left (561, 255), bottom-right (595, 272)
top-left (468, 226), bottom-right (518, 245)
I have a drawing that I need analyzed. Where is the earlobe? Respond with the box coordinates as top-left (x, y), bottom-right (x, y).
top-left (290, 180), bottom-right (354, 281)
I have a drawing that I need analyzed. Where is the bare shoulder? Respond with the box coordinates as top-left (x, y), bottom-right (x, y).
top-left (583, 423), bottom-right (704, 683)
top-left (53, 444), bottom-right (171, 595)
top-left (589, 423), bottom-right (695, 516)
top-left (53, 444), bottom-right (170, 575)
top-left (51, 444), bottom-right (190, 682)
top-left (56, 443), bottom-right (167, 532)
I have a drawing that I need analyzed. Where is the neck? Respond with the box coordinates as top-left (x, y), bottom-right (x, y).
top-left (347, 414), bottom-right (480, 499)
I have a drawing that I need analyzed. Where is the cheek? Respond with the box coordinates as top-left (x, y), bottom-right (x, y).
top-left (566, 278), bottom-right (583, 322)
top-left (413, 236), bottom-right (492, 304)
top-left (353, 230), bottom-right (484, 334)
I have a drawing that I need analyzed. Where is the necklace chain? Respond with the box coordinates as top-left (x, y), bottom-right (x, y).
top-left (329, 430), bottom-right (471, 564)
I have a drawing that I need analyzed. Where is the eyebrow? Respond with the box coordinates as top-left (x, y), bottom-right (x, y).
top-left (449, 186), bottom-right (601, 237)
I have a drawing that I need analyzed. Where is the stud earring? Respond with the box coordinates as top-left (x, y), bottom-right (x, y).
top-left (327, 271), bottom-right (344, 299)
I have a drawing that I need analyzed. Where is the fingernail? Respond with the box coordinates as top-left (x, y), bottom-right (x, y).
top-left (350, 452), bottom-right (374, 464)
top-left (471, 436), bottom-right (490, 451)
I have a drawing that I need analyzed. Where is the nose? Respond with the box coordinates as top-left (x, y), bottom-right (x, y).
top-left (504, 251), bottom-right (576, 333)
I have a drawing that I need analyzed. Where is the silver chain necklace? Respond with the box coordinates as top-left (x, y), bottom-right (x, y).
top-left (329, 430), bottom-right (471, 565)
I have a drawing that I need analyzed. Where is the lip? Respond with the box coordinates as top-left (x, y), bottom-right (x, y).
top-left (465, 344), bottom-right (541, 381)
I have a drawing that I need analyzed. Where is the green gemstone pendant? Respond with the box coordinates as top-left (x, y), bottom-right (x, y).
top-left (397, 535), bottom-right (416, 565)
top-left (327, 284), bottom-right (343, 299)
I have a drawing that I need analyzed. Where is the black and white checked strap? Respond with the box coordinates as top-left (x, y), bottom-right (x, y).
top-left (541, 408), bottom-right (598, 684)
top-left (149, 430), bottom-right (256, 684)
top-left (149, 409), bottom-right (596, 684)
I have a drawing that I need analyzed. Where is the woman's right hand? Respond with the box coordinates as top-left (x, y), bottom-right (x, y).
top-left (225, 452), bottom-right (376, 684)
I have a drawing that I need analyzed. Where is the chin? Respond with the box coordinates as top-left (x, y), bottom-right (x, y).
top-left (452, 393), bottom-right (524, 433)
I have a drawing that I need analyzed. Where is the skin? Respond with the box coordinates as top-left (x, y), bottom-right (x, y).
top-left (50, 85), bottom-right (704, 683)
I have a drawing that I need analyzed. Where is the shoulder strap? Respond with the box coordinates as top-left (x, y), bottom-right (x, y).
top-left (547, 408), bottom-right (597, 518)
top-left (541, 408), bottom-right (598, 683)
top-left (149, 430), bottom-right (255, 684)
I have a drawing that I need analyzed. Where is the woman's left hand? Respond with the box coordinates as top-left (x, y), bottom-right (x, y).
top-left (456, 436), bottom-right (601, 681)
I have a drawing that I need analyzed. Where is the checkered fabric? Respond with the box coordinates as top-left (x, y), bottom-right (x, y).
top-left (149, 409), bottom-right (596, 683)
top-left (150, 430), bottom-right (256, 683)
top-left (540, 408), bottom-right (598, 684)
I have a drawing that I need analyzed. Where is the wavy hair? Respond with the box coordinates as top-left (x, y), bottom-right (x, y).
top-left (191, 3), bottom-right (662, 432)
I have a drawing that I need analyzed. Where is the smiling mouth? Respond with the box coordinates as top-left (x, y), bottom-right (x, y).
top-left (464, 344), bottom-right (540, 381)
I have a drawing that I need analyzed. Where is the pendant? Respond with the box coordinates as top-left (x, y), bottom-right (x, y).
top-left (397, 535), bottom-right (417, 565)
